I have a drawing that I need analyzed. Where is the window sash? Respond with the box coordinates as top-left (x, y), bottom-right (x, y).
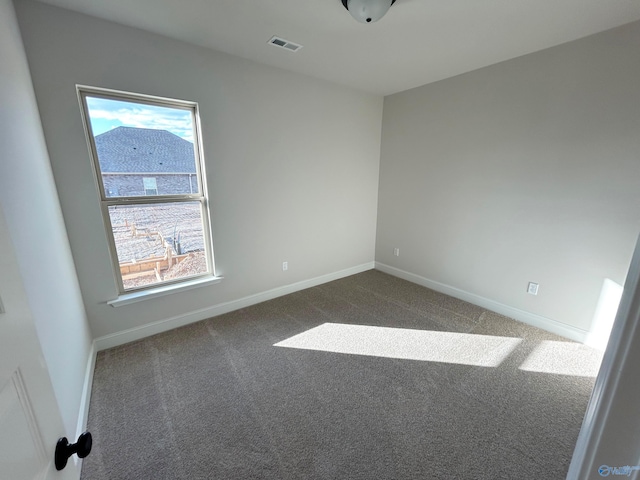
top-left (78, 87), bottom-right (206, 203)
top-left (101, 199), bottom-right (213, 293)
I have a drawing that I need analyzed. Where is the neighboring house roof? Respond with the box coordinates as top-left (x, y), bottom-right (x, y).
top-left (94, 126), bottom-right (196, 173)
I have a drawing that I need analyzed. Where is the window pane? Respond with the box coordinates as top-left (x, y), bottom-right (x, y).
top-left (85, 96), bottom-right (200, 197)
top-left (108, 202), bottom-right (208, 290)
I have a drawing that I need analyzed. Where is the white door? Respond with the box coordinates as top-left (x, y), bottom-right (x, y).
top-left (0, 207), bottom-right (79, 480)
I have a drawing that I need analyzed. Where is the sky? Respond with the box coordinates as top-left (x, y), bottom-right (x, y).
top-left (86, 96), bottom-right (194, 142)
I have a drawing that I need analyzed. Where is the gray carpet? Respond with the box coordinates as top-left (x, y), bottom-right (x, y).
top-left (81, 270), bottom-right (602, 479)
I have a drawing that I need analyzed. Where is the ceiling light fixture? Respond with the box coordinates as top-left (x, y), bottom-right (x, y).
top-left (341, 0), bottom-right (396, 24)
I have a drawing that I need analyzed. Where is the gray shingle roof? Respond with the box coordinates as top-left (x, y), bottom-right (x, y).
top-left (95, 126), bottom-right (196, 173)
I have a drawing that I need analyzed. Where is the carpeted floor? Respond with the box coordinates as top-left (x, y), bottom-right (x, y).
top-left (81, 270), bottom-right (602, 479)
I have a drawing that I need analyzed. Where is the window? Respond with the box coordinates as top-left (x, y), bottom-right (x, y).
top-left (143, 177), bottom-right (158, 196)
top-left (78, 86), bottom-right (214, 294)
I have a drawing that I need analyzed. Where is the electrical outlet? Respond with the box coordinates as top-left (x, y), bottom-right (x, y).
top-left (527, 282), bottom-right (539, 295)
top-left (282, 261), bottom-right (288, 271)
top-left (393, 248), bottom-right (400, 257)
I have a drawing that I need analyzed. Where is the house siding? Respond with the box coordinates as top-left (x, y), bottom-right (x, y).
top-left (103, 174), bottom-right (198, 197)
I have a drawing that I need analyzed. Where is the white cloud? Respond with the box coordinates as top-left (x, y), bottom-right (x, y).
top-left (86, 97), bottom-right (195, 142)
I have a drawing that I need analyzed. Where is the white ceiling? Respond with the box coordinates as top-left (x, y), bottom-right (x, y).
top-left (36, 0), bottom-right (640, 96)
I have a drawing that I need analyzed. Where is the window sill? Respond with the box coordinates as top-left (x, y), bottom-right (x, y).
top-left (107, 275), bottom-right (223, 307)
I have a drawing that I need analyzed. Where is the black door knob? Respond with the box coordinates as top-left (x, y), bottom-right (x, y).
top-left (55, 431), bottom-right (92, 470)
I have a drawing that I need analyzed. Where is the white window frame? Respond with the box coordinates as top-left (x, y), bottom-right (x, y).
top-left (77, 85), bottom-right (217, 298)
top-left (143, 177), bottom-right (158, 196)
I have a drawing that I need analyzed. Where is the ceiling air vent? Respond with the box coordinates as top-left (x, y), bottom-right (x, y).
top-left (268, 36), bottom-right (303, 53)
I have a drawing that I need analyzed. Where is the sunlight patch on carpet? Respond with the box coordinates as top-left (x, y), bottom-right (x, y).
top-left (274, 323), bottom-right (521, 367)
top-left (519, 340), bottom-right (603, 377)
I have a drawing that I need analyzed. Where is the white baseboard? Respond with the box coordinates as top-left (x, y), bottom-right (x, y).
top-left (76, 341), bottom-right (96, 439)
top-left (94, 262), bottom-right (375, 351)
top-left (375, 262), bottom-right (589, 343)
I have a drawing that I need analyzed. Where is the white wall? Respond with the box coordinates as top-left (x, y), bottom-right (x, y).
top-left (0, 0), bottom-right (92, 439)
top-left (377, 21), bottom-right (640, 336)
top-left (15, 1), bottom-right (382, 340)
